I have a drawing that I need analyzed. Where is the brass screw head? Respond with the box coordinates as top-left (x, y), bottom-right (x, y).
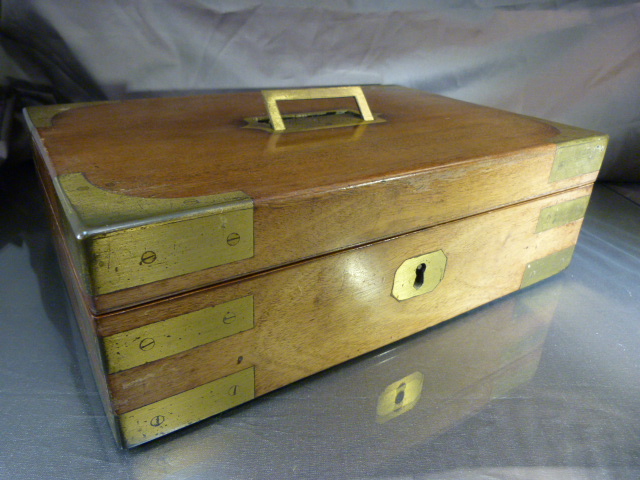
top-left (226, 233), bottom-right (241, 246)
top-left (222, 312), bottom-right (236, 324)
top-left (150, 415), bottom-right (165, 427)
top-left (140, 251), bottom-right (157, 264)
top-left (139, 338), bottom-right (156, 351)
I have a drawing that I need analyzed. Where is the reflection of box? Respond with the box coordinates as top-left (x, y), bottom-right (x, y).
top-left (25, 85), bottom-right (605, 447)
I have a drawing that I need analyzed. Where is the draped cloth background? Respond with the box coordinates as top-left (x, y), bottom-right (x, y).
top-left (2, 3), bottom-right (640, 479)
top-left (2, 0), bottom-right (639, 180)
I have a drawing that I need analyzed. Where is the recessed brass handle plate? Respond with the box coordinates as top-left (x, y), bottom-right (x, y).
top-left (264, 86), bottom-right (374, 131)
top-left (245, 86), bottom-right (385, 133)
top-left (392, 250), bottom-right (447, 301)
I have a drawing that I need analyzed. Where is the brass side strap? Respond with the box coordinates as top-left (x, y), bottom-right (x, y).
top-left (536, 196), bottom-right (590, 233)
top-left (521, 246), bottom-right (575, 289)
top-left (103, 296), bottom-right (254, 373)
top-left (118, 367), bottom-right (255, 447)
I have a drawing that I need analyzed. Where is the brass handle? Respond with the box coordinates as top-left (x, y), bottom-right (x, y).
top-left (262, 86), bottom-right (375, 132)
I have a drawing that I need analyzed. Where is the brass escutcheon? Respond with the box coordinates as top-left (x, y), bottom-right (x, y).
top-left (392, 250), bottom-right (447, 301)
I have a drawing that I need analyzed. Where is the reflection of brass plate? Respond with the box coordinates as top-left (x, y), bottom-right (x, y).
top-left (376, 372), bottom-right (424, 423)
top-left (244, 109), bottom-right (385, 133)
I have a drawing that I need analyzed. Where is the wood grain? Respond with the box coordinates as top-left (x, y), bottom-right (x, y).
top-left (30, 86), bottom-right (602, 312)
top-left (36, 87), bottom-right (560, 198)
top-left (33, 151), bottom-right (124, 445)
top-left (103, 185), bottom-right (592, 414)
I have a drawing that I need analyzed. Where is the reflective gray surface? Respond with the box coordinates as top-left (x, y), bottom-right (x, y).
top-left (1, 165), bottom-right (639, 479)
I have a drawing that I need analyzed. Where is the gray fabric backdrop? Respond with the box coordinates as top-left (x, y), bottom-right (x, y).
top-left (2, 0), bottom-right (639, 180)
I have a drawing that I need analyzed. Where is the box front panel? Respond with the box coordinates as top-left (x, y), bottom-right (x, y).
top-left (96, 185), bottom-right (592, 446)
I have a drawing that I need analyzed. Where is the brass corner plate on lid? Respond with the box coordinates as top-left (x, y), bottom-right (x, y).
top-left (26, 101), bottom-right (118, 129)
top-left (55, 173), bottom-right (254, 295)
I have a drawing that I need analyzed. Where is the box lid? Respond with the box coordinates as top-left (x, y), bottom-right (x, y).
top-left (25, 85), bottom-right (607, 313)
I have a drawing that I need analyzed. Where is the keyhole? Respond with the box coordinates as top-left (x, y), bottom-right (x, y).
top-left (414, 263), bottom-right (427, 289)
top-left (395, 382), bottom-right (406, 407)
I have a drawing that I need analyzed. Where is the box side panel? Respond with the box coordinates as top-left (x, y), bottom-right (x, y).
top-left (34, 154), bottom-right (122, 447)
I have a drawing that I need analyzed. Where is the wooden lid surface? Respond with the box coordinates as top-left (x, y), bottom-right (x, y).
top-left (35, 86), bottom-right (559, 200)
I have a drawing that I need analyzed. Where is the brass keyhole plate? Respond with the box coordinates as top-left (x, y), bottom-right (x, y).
top-left (392, 250), bottom-right (447, 301)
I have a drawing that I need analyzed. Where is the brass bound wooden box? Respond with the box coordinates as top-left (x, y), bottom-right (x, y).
top-left (25, 85), bottom-right (607, 447)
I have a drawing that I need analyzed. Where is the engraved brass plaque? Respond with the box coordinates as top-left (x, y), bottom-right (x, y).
top-left (550, 136), bottom-right (607, 182)
top-left (536, 196), bottom-right (590, 233)
top-left (376, 372), bottom-right (424, 423)
top-left (118, 367), bottom-right (255, 447)
top-left (103, 296), bottom-right (254, 373)
top-left (55, 173), bottom-right (253, 295)
top-left (392, 250), bottom-right (447, 301)
top-left (521, 246), bottom-right (575, 289)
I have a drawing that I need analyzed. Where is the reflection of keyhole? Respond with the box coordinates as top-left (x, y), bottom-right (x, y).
top-left (394, 383), bottom-right (406, 409)
top-left (414, 263), bottom-right (427, 289)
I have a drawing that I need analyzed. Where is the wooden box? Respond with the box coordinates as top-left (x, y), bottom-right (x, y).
top-left (25, 86), bottom-right (607, 447)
